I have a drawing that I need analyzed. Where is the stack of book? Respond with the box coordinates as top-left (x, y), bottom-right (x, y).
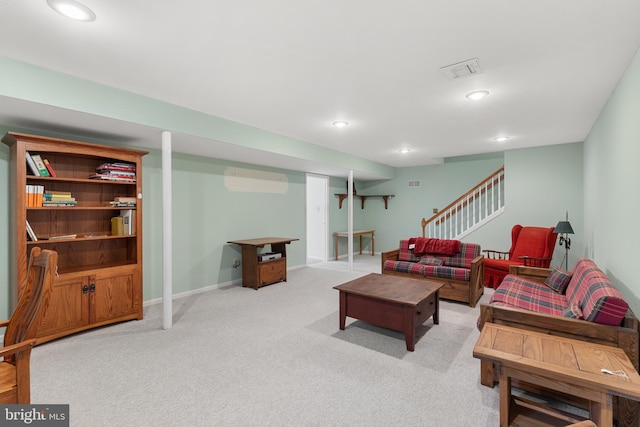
top-left (90, 162), bottom-right (136, 182)
top-left (110, 196), bottom-right (137, 207)
top-left (42, 191), bottom-right (77, 207)
top-left (26, 151), bottom-right (57, 177)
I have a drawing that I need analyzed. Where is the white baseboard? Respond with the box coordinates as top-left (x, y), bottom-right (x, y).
top-left (143, 265), bottom-right (305, 307)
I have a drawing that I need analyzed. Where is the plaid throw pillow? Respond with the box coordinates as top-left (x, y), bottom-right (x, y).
top-left (545, 267), bottom-right (572, 293)
top-left (419, 256), bottom-right (444, 266)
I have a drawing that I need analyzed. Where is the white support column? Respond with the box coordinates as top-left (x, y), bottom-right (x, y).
top-left (161, 131), bottom-right (173, 330)
top-left (348, 170), bottom-right (353, 269)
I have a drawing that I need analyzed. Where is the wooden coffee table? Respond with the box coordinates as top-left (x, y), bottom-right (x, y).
top-left (333, 273), bottom-right (444, 351)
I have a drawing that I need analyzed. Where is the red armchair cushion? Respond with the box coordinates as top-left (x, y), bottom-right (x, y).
top-left (511, 226), bottom-right (556, 260)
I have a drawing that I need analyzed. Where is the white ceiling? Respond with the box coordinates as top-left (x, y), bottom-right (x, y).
top-left (1, 1), bottom-right (640, 178)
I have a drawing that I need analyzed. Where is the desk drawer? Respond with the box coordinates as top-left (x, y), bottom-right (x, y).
top-left (258, 258), bottom-right (286, 286)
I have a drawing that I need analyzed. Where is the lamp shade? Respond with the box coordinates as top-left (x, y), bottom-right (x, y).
top-left (554, 221), bottom-right (574, 234)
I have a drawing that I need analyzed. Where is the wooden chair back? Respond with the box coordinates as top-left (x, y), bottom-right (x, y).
top-left (0, 247), bottom-right (57, 403)
top-left (509, 225), bottom-right (558, 268)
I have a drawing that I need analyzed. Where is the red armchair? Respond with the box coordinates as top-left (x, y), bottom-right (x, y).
top-left (483, 225), bottom-right (558, 289)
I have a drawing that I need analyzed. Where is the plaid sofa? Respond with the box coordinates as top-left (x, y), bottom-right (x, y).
top-left (381, 239), bottom-right (484, 307)
top-left (490, 257), bottom-right (629, 326)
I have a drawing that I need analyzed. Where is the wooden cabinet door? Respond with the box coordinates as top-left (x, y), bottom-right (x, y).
top-left (258, 259), bottom-right (286, 286)
top-left (38, 274), bottom-right (90, 338)
top-left (90, 267), bottom-right (142, 324)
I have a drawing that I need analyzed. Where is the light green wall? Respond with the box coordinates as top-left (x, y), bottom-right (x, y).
top-left (469, 143), bottom-right (584, 267)
top-left (147, 151), bottom-right (306, 299)
top-left (584, 47), bottom-right (640, 314)
top-left (0, 135), bottom-right (308, 310)
top-left (333, 143), bottom-right (583, 270)
top-left (355, 155), bottom-right (505, 253)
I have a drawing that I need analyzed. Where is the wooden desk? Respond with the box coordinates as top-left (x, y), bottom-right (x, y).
top-left (227, 237), bottom-right (298, 289)
top-left (333, 230), bottom-right (375, 260)
top-left (473, 323), bottom-right (640, 427)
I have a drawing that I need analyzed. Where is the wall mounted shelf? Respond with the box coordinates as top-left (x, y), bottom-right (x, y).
top-left (335, 194), bottom-right (394, 209)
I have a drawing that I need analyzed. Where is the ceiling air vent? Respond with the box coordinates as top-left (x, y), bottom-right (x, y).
top-left (408, 180), bottom-right (421, 188)
top-left (440, 58), bottom-right (483, 80)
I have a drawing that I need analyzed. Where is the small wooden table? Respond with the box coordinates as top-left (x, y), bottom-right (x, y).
top-left (227, 237), bottom-right (298, 289)
top-left (333, 230), bottom-right (375, 260)
top-left (473, 323), bottom-right (640, 427)
top-left (333, 273), bottom-right (444, 351)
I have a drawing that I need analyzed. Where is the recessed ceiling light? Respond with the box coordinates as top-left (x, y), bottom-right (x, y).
top-left (47, 0), bottom-right (96, 22)
top-left (465, 90), bottom-right (489, 100)
top-left (494, 136), bottom-right (510, 142)
top-left (399, 148), bottom-right (411, 154)
top-left (332, 121), bottom-right (349, 128)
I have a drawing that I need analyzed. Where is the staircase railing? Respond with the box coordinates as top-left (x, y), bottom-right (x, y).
top-left (422, 166), bottom-right (505, 240)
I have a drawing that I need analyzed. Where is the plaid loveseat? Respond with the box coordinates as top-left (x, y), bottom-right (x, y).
top-left (381, 238), bottom-right (484, 307)
top-left (489, 257), bottom-right (629, 325)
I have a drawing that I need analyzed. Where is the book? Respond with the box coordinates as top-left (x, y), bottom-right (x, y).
top-left (98, 162), bottom-right (136, 171)
top-left (26, 220), bottom-right (37, 241)
top-left (98, 170), bottom-right (136, 176)
top-left (42, 201), bottom-right (77, 207)
top-left (114, 196), bottom-right (137, 203)
top-left (111, 216), bottom-right (124, 236)
top-left (25, 151), bottom-right (40, 176)
top-left (30, 154), bottom-right (50, 177)
top-left (120, 209), bottom-right (136, 235)
top-left (44, 195), bottom-right (76, 201)
top-left (43, 158), bottom-right (57, 177)
top-left (26, 185), bottom-right (33, 207)
top-left (89, 174), bottom-right (136, 182)
top-left (35, 185), bottom-right (44, 207)
top-left (110, 196), bottom-right (137, 207)
top-left (41, 234), bottom-right (77, 240)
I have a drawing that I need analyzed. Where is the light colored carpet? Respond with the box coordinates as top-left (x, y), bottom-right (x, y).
top-left (31, 255), bottom-right (501, 426)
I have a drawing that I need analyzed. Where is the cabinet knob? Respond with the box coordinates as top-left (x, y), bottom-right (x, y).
top-left (82, 285), bottom-right (89, 294)
top-left (90, 284), bottom-right (96, 293)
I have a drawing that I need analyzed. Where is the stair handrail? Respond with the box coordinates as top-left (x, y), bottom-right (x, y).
top-left (422, 166), bottom-right (504, 231)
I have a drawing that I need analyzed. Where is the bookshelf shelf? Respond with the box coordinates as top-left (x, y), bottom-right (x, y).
top-left (3, 131), bottom-right (147, 344)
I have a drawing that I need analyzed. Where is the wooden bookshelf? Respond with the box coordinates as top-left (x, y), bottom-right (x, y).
top-left (2, 132), bottom-right (147, 343)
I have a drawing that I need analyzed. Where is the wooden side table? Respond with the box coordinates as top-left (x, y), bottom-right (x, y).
top-left (333, 230), bottom-right (375, 260)
top-left (227, 237), bottom-right (298, 289)
top-left (473, 323), bottom-right (640, 427)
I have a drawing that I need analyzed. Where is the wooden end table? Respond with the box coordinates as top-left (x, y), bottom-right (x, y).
top-left (473, 322), bottom-right (640, 427)
top-left (227, 237), bottom-right (298, 289)
top-left (333, 230), bottom-right (375, 260)
top-left (333, 273), bottom-right (444, 351)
